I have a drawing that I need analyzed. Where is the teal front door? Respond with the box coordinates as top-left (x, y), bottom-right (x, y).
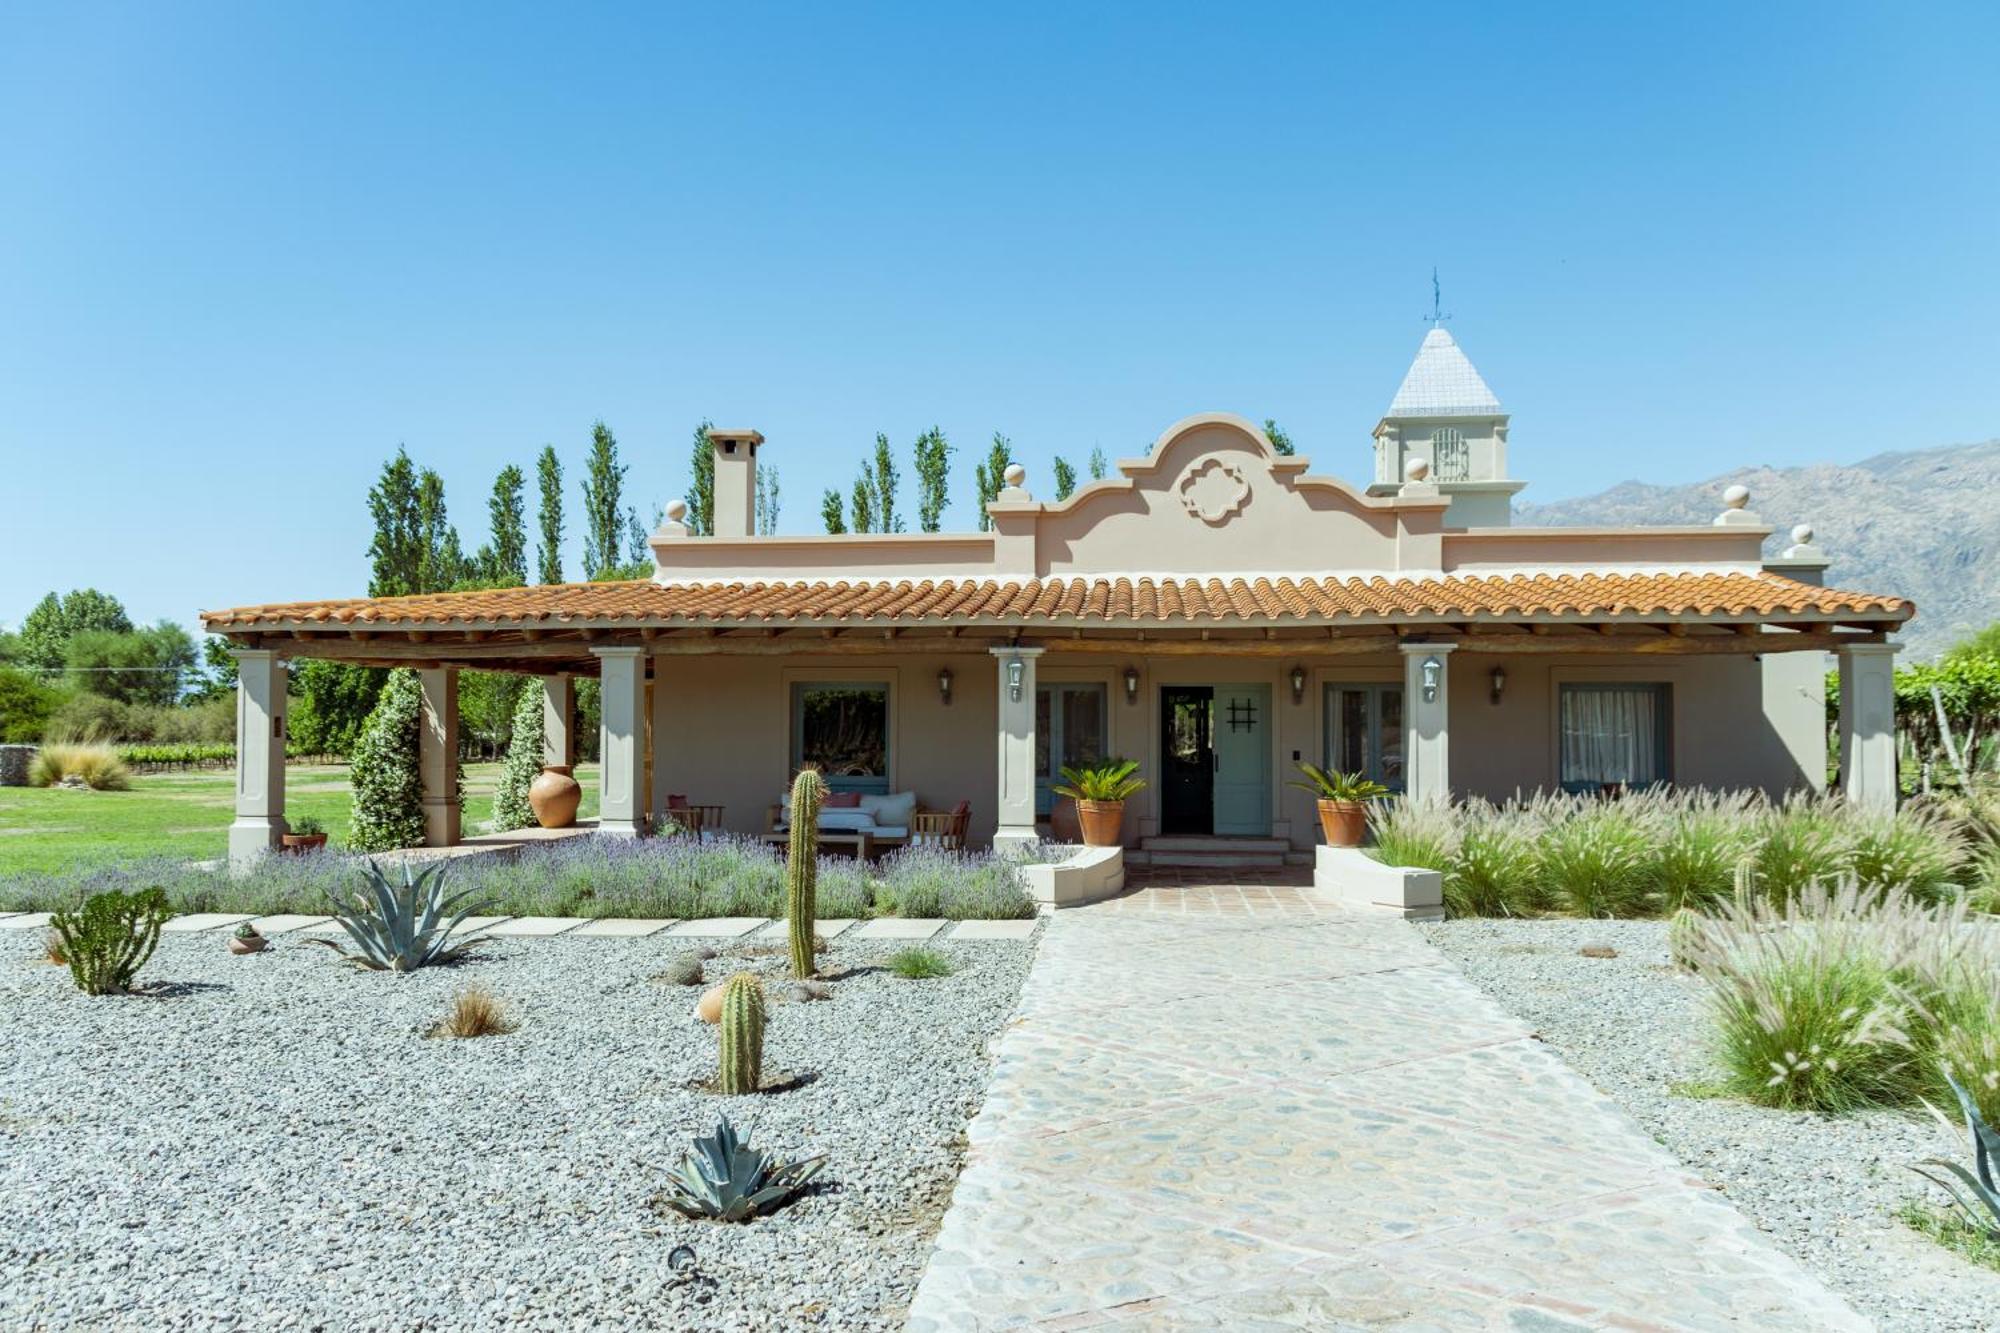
top-left (1210, 684), bottom-right (1270, 835)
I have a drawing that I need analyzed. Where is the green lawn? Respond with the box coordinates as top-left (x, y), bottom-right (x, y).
top-left (0, 762), bottom-right (601, 877)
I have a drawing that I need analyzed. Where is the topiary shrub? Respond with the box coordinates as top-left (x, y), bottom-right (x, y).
top-left (50, 887), bottom-right (171, 994)
top-left (346, 668), bottom-right (425, 852)
top-left (490, 685), bottom-right (545, 833)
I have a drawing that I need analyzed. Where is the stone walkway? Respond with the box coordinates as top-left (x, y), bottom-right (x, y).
top-left (908, 882), bottom-right (1867, 1331)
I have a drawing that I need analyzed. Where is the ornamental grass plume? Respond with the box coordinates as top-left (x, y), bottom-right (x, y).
top-left (1687, 880), bottom-right (1962, 1112)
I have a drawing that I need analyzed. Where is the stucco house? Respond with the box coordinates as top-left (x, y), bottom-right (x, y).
top-left (203, 328), bottom-right (1913, 870)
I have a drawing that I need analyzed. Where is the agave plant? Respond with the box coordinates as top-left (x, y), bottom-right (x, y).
top-left (1912, 1065), bottom-right (2000, 1238)
top-left (1288, 762), bottom-right (1391, 803)
top-left (662, 1116), bottom-right (825, 1223)
top-left (312, 858), bottom-right (492, 972)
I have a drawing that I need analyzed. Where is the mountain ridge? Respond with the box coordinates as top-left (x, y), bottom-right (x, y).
top-left (1511, 438), bottom-right (2000, 660)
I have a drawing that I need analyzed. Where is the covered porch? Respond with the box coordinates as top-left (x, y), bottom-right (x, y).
top-left (204, 569), bottom-right (1911, 870)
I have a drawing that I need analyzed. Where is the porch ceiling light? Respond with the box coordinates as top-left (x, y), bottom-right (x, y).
top-left (938, 666), bottom-right (953, 704)
top-left (1007, 655), bottom-right (1025, 702)
top-left (1490, 665), bottom-right (1506, 705)
top-left (1421, 655), bottom-right (1443, 703)
top-left (1123, 665), bottom-right (1140, 703)
top-left (1289, 664), bottom-right (1306, 704)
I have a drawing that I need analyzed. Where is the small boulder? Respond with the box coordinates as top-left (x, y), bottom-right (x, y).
top-left (695, 983), bottom-right (726, 1024)
top-left (1580, 943), bottom-right (1618, 959)
top-left (771, 980), bottom-right (832, 1005)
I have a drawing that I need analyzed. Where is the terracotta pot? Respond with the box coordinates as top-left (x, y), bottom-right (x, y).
top-left (529, 765), bottom-right (583, 829)
top-left (1048, 799), bottom-right (1082, 845)
top-left (228, 932), bottom-right (267, 955)
top-left (1074, 799), bottom-right (1126, 848)
top-left (1316, 799), bottom-right (1368, 848)
top-left (280, 833), bottom-right (328, 855)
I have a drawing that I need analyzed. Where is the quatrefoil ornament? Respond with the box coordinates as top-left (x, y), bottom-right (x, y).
top-left (1176, 457), bottom-right (1252, 526)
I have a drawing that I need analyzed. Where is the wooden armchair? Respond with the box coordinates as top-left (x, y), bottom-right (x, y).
top-left (910, 806), bottom-right (971, 852)
top-left (665, 803), bottom-right (725, 837)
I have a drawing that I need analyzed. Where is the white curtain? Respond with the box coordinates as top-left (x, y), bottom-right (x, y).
top-left (1561, 687), bottom-right (1664, 788)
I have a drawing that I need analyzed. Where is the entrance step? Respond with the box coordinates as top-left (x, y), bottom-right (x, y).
top-left (1133, 836), bottom-right (1293, 870)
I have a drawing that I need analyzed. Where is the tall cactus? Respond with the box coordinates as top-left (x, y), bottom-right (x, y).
top-left (786, 767), bottom-right (826, 979)
top-left (718, 972), bottom-right (766, 1095)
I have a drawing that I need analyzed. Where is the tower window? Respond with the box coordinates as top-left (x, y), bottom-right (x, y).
top-left (1432, 428), bottom-right (1469, 481)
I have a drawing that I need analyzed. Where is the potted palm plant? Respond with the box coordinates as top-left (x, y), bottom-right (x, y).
top-left (1290, 763), bottom-right (1390, 847)
top-left (281, 814), bottom-right (329, 855)
top-left (1053, 759), bottom-right (1147, 848)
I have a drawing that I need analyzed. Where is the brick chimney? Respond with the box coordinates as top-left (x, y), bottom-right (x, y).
top-left (709, 429), bottom-right (762, 537)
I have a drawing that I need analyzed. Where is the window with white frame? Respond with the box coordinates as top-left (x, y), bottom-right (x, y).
top-left (1559, 683), bottom-right (1670, 792)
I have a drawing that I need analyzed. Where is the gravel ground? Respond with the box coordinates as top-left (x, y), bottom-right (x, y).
top-left (1418, 917), bottom-right (2000, 1333)
top-left (0, 926), bottom-right (1037, 1331)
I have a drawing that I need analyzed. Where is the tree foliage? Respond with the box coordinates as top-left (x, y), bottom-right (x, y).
top-left (289, 660), bottom-right (386, 759)
top-left (869, 433), bottom-right (902, 533)
top-left (913, 426), bottom-right (952, 533)
top-left (687, 420), bottom-right (715, 537)
top-left (63, 622), bottom-right (196, 707)
top-left (478, 464), bottom-right (529, 586)
top-left (849, 472), bottom-right (875, 535)
top-left (347, 668), bottom-right (426, 852)
top-left (490, 684), bottom-right (545, 832)
top-left (19, 589), bottom-right (132, 671)
top-left (820, 489), bottom-right (847, 534)
top-left (535, 445), bottom-right (565, 584)
top-left (368, 448), bottom-right (465, 596)
top-left (1264, 418), bottom-right (1296, 456)
top-left (972, 434), bottom-right (1012, 531)
top-left (1088, 445), bottom-right (1107, 481)
top-left (1052, 456), bottom-right (1078, 501)
top-left (0, 666), bottom-right (62, 742)
top-left (756, 465), bottom-right (782, 535)
top-left (580, 420), bottom-right (628, 579)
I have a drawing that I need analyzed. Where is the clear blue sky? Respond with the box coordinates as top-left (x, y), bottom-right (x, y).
top-left (3, 2), bottom-right (1996, 636)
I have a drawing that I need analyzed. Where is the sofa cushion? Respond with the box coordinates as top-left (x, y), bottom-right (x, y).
top-left (859, 791), bottom-right (917, 829)
top-left (825, 791), bottom-right (863, 808)
top-left (818, 808), bottom-right (877, 833)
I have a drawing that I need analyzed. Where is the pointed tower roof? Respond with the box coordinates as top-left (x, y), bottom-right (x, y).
top-left (1385, 327), bottom-right (1502, 418)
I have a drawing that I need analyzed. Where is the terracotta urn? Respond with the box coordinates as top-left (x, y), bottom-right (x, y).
top-left (280, 833), bottom-right (327, 855)
top-left (1074, 798), bottom-right (1126, 848)
top-left (228, 930), bottom-right (267, 955)
top-left (529, 764), bottom-right (582, 829)
top-left (1316, 799), bottom-right (1368, 848)
top-left (1048, 799), bottom-right (1082, 845)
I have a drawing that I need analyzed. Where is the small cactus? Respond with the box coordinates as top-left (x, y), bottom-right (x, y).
top-left (787, 768), bottom-right (826, 979)
top-left (1667, 906), bottom-right (1704, 972)
top-left (718, 972), bottom-right (766, 1095)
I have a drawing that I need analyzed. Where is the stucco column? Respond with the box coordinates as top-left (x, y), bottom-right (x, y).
top-left (1400, 643), bottom-right (1454, 805)
top-left (418, 668), bottom-right (460, 847)
top-left (542, 674), bottom-right (576, 770)
top-left (594, 646), bottom-right (648, 837)
top-left (227, 649), bottom-right (288, 872)
top-left (991, 646), bottom-right (1044, 852)
top-left (1837, 642), bottom-right (1899, 811)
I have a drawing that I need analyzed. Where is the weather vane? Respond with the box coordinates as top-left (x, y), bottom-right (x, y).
top-left (1426, 267), bottom-right (1451, 327)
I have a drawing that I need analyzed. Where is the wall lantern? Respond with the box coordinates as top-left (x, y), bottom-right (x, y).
top-left (1489, 666), bottom-right (1506, 705)
top-left (1289, 664), bottom-right (1306, 704)
top-left (1123, 665), bottom-right (1140, 703)
top-left (937, 666), bottom-right (954, 705)
top-left (1420, 655), bottom-right (1443, 703)
top-left (1007, 655), bottom-right (1025, 703)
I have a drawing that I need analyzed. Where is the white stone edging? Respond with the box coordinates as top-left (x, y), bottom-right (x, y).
top-left (1312, 845), bottom-right (1444, 920)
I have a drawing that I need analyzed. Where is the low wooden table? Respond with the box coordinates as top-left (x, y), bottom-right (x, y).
top-left (761, 829), bottom-right (877, 859)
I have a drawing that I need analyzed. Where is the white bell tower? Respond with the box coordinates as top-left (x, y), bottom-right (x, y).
top-left (1369, 325), bottom-right (1524, 527)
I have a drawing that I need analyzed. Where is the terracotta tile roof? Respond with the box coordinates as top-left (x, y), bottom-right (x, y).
top-left (203, 571), bottom-right (1913, 631)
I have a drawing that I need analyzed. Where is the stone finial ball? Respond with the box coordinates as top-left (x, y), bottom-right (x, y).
top-left (1792, 523), bottom-right (1814, 545)
top-left (665, 498), bottom-right (688, 522)
top-left (1404, 456), bottom-right (1431, 482)
top-left (1003, 463), bottom-right (1026, 487)
top-left (1721, 483), bottom-right (1750, 509)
